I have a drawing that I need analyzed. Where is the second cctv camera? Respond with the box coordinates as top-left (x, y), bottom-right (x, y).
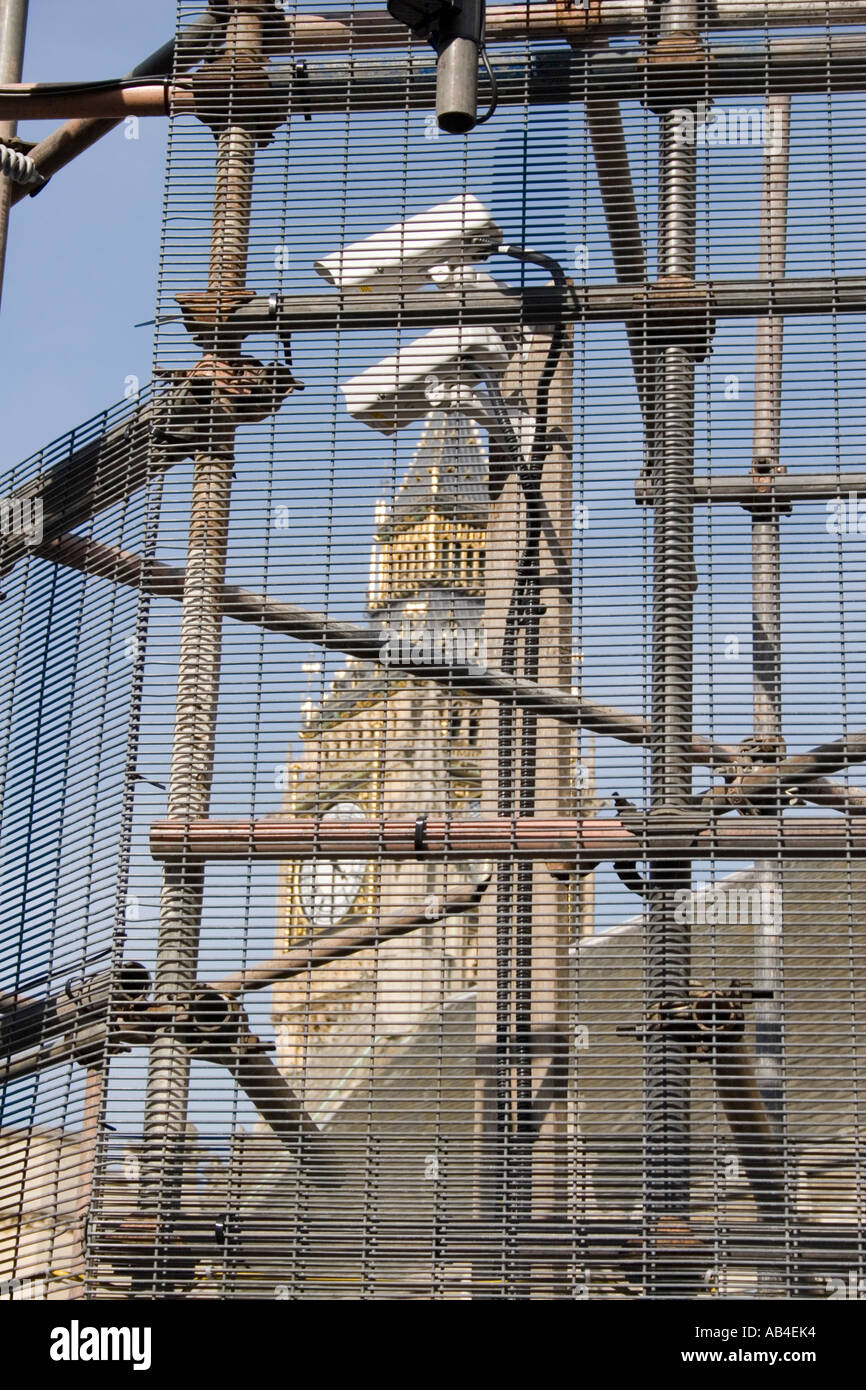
top-left (340, 325), bottom-right (509, 435)
top-left (314, 193), bottom-right (502, 296)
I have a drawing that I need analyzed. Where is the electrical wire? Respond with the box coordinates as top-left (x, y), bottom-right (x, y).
top-left (475, 44), bottom-right (499, 126)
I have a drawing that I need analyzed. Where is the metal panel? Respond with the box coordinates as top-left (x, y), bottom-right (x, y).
top-left (2, 0), bottom-right (866, 1301)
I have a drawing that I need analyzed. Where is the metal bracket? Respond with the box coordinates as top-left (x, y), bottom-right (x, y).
top-left (747, 457), bottom-right (793, 515)
top-left (620, 980), bottom-right (773, 1058)
top-left (717, 733), bottom-right (790, 815)
top-left (191, 52), bottom-right (289, 146)
top-left (152, 353), bottom-right (301, 454)
top-left (175, 288), bottom-right (256, 349)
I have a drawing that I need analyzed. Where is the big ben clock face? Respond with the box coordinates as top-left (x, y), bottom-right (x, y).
top-left (299, 800), bottom-right (368, 928)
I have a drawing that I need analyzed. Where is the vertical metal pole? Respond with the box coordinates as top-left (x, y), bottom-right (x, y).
top-left (142, 1), bottom-right (260, 1290)
top-left (474, 321), bottom-right (573, 1295)
top-left (644, 0), bottom-right (699, 1285)
top-left (0, 0), bottom-right (28, 310)
top-left (751, 94), bottom-right (790, 1132)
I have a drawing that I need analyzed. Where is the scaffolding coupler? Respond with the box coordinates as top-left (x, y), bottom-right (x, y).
top-left (639, 26), bottom-right (716, 116)
top-left (645, 276), bottom-right (716, 360)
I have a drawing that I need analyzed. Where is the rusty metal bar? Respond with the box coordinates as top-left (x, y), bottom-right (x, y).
top-left (141, 0), bottom-right (264, 1280)
top-left (149, 814), bottom-right (866, 863)
top-left (586, 99), bottom-right (650, 424)
top-left (267, 1), bottom-right (866, 56)
top-left (8, 32), bottom-right (866, 123)
top-left (0, 80), bottom-right (176, 121)
top-left (271, 1), bottom-right (629, 53)
top-left (644, 0), bottom-right (699, 1254)
top-left (261, 35), bottom-right (866, 110)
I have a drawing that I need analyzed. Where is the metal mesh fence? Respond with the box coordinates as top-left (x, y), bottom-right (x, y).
top-left (2, 0), bottom-right (866, 1300)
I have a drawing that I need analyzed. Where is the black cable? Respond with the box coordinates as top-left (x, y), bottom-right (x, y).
top-left (0, 77), bottom-right (177, 98)
top-left (475, 45), bottom-right (498, 126)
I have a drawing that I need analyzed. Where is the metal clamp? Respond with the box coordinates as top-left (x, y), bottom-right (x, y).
top-left (645, 276), bottom-right (716, 360)
top-left (191, 52), bottom-right (289, 146)
top-left (621, 980), bottom-right (774, 1058)
top-left (639, 29), bottom-right (716, 116)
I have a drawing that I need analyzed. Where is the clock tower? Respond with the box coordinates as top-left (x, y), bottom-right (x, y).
top-left (272, 410), bottom-right (595, 1098)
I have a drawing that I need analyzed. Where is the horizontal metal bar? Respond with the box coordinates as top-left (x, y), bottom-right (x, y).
top-left (91, 1208), bottom-right (864, 1274)
top-left (235, 277), bottom-right (866, 336)
top-left (149, 814), bottom-right (866, 863)
top-left (0, 80), bottom-right (175, 121)
top-left (7, 33), bottom-right (866, 121)
top-left (271, 3), bottom-right (866, 57)
top-left (272, 2), bottom-right (635, 54)
top-left (636, 471), bottom-right (866, 505)
top-left (265, 35), bottom-right (866, 113)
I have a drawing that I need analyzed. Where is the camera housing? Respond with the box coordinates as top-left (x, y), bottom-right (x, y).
top-left (314, 193), bottom-right (502, 296)
top-left (387, 0), bottom-right (459, 39)
top-left (340, 324), bottom-right (509, 434)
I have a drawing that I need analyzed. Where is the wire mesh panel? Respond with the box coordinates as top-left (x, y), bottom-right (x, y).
top-left (2, 0), bottom-right (866, 1301)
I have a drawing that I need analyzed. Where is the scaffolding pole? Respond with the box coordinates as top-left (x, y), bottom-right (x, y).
top-left (751, 94), bottom-right (791, 1142)
top-left (141, 0), bottom-right (261, 1294)
top-left (644, 0), bottom-right (699, 1291)
top-left (9, 32), bottom-right (866, 121)
top-left (267, 1), bottom-right (866, 53)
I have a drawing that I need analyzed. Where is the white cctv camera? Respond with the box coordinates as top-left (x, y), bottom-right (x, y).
top-left (314, 193), bottom-right (502, 296)
top-left (340, 324), bottom-right (510, 434)
top-left (428, 262), bottom-right (525, 357)
top-left (427, 263), bottom-right (500, 293)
